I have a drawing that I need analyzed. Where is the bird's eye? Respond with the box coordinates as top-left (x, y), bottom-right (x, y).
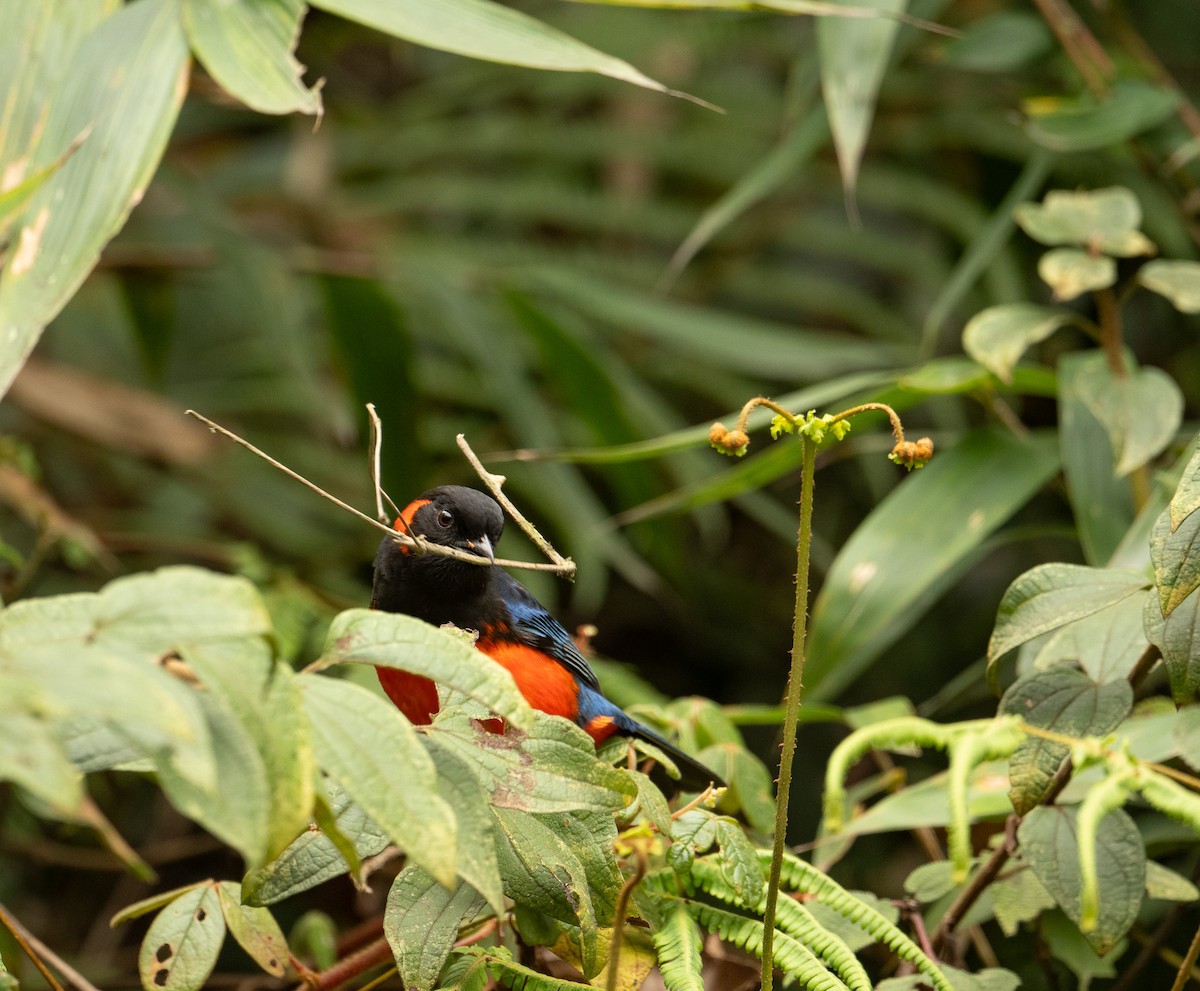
top-left (436, 510), bottom-right (454, 529)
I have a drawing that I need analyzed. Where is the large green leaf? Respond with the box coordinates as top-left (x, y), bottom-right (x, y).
top-left (1019, 806), bottom-right (1144, 955)
top-left (309, 0), bottom-right (686, 99)
top-left (1058, 352), bottom-right (1135, 564)
top-left (181, 640), bottom-right (314, 861)
top-left (1069, 352), bottom-right (1183, 478)
top-left (320, 610), bottom-right (533, 728)
top-left (182, 0), bottom-right (321, 115)
top-left (1032, 593), bottom-right (1148, 684)
top-left (817, 0), bottom-right (907, 198)
top-left (427, 710), bottom-right (636, 814)
top-left (215, 882), bottom-right (288, 978)
top-left (242, 780), bottom-right (389, 906)
top-left (1000, 667), bottom-right (1132, 814)
top-left (1144, 584), bottom-right (1200, 703)
top-left (0, 0), bottom-right (188, 397)
top-left (385, 869), bottom-right (486, 991)
top-left (301, 674), bottom-right (459, 887)
top-left (806, 430), bottom-right (1060, 701)
top-left (988, 564), bottom-right (1149, 670)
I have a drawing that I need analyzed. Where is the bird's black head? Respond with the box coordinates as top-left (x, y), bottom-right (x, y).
top-left (398, 485), bottom-right (505, 558)
top-left (371, 485), bottom-right (504, 621)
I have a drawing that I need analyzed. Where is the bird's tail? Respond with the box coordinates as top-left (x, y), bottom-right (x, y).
top-left (618, 714), bottom-right (726, 792)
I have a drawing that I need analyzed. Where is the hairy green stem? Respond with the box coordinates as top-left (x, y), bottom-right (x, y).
top-left (760, 438), bottom-right (817, 991)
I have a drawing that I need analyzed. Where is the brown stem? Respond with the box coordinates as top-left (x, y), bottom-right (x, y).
top-left (290, 936), bottom-right (394, 991)
top-left (0, 902), bottom-right (96, 991)
top-left (1095, 288), bottom-right (1126, 377)
top-left (1030, 0), bottom-right (1114, 96)
top-left (607, 845), bottom-right (649, 991)
top-left (1170, 919), bottom-right (1200, 991)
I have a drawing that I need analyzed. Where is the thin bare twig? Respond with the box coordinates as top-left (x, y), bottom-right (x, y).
top-left (455, 434), bottom-right (576, 579)
top-left (0, 902), bottom-right (99, 991)
top-left (365, 403), bottom-right (399, 524)
top-left (185, 411), bottom-right (573, 575)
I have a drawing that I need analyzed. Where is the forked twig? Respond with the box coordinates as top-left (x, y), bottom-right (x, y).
top-left (455, 434), bottom-right (573, 573)
top-left (366, 403), bottom-right (399, 524)
top-left (185, 410), bottom-right (575, 577)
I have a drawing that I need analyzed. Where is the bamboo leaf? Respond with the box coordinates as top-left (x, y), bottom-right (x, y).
top-left (808, 430), bottom-right (1060, 701)
top-left (182, 0), bottom-right (321, 115)
top-left (0, 0), bottom-right (188, 398)
top-left (309, 0), bottom-right (693, 102)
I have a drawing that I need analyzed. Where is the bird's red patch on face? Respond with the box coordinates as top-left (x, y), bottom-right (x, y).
top-left (476, 637), bottom-right (581, 721)
top-left (583, 714), bottom-right (618, 744)
top-left (392, 499), bottom-right (431, 554)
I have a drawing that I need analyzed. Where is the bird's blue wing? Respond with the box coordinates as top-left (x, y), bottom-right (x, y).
top-left (497, 574), bottom-right (602, 691)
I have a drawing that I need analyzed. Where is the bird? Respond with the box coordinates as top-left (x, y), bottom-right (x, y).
top-left (370, 484), bottom-right (723, 791)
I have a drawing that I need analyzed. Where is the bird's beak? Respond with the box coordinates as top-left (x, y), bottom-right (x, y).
top-left (469, 534), bottom-right (495, 562)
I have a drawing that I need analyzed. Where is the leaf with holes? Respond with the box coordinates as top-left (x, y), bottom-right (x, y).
top-left (138, 884), bottom-right (226, 991)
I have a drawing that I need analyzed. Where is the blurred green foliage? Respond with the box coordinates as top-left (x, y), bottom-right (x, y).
top-left (3, 0), bottom-right (1200, 988)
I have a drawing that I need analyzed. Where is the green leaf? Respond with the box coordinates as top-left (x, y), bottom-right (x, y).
top-left (1037, 248), bottom-right (1116, 301)
top-left (320, 610), bottom-right (533, 729)
top-left (1174, 706), bottom-right (1200, 771)
top-left (0, 132), bottom-right (88, 240)
top-left (242, 780), bottom-right (389, 906)
top-left (0, 707), bottom-right (83, 815)
top-left (215, 882), bottom-right (288, 977)
top-left (879, 966), bottom-right (1019, 991)
top-left (817, 0), bottom-right (907, 198)
top-left (138, 884), bottom-right (226, 991)
top-left (904, 860), bottom-right (959, 904)
top-left (385, 869), bottom-right (486, 991)
top-left (1170, 446), bottom-right (1200, 533)
top-left (427, 709), bottom-right (635, 814)
top-left (1000, 668), bottom-right (1132, 814)
top-left (182, 0), bottom-right (321, 116)
top-left (0, 0), bottom-right (188, 398)
top-left (1145, 860), bottom-right (1200, 902)
top-left (987, 564), bottom-right (1148, 669)
top-left (308, 0), bottom-right (687, 101)
top-left (961, 303), bottom-right (1073, 383)
top-left (1144, 585), bottom-right (1200, 703)
top-left (1033, 593), bottom-right (1149, 683)
top-left (712, 818), bottom-right (766, 904)
top-left (1040, 910), bottom-right (1122, 983)
top-left (941, 11), bottom-right (1052, 72)
top-left (426, 742), bottom-right (506, 915)
top-left (1139, 259), bottom-right (1200, 314)
top-left (1059, 352), bottom-right (1135, 564)
top-left (1024, 82), bottom-right (1179, 155)
top-left (153, 687), bottom-right (271, 869)
top-left (651, 901), bottom-right (704, 991)
top-left (1070, 354), bottom-right (1183, 478)
top-left (1014, 186), bottom-right (1156, 256)
top-left (808, 430), bottom-right (1061, 701)
top-left (991, 864), bottom-right (1055, 936)
top-left (301, 674), bottom-right (458, 887)
top-left (182, 640), bottom-right (314, 861)
top-left (1152, 502), bottom-right (1200, 618)
top-left (492, 807), bottom-right (601, 975)
top-left (1019, 806), bottom-right (1144, 954)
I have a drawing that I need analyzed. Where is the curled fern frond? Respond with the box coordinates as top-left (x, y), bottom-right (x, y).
top-left (651, 900), bottom-right (704, 991)
top-left (690, 859), bottom-right (870, 991)
top-left (687, 902), bottom-right (849, 991)
top-left (766, 851), bottom-right (953, 991)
